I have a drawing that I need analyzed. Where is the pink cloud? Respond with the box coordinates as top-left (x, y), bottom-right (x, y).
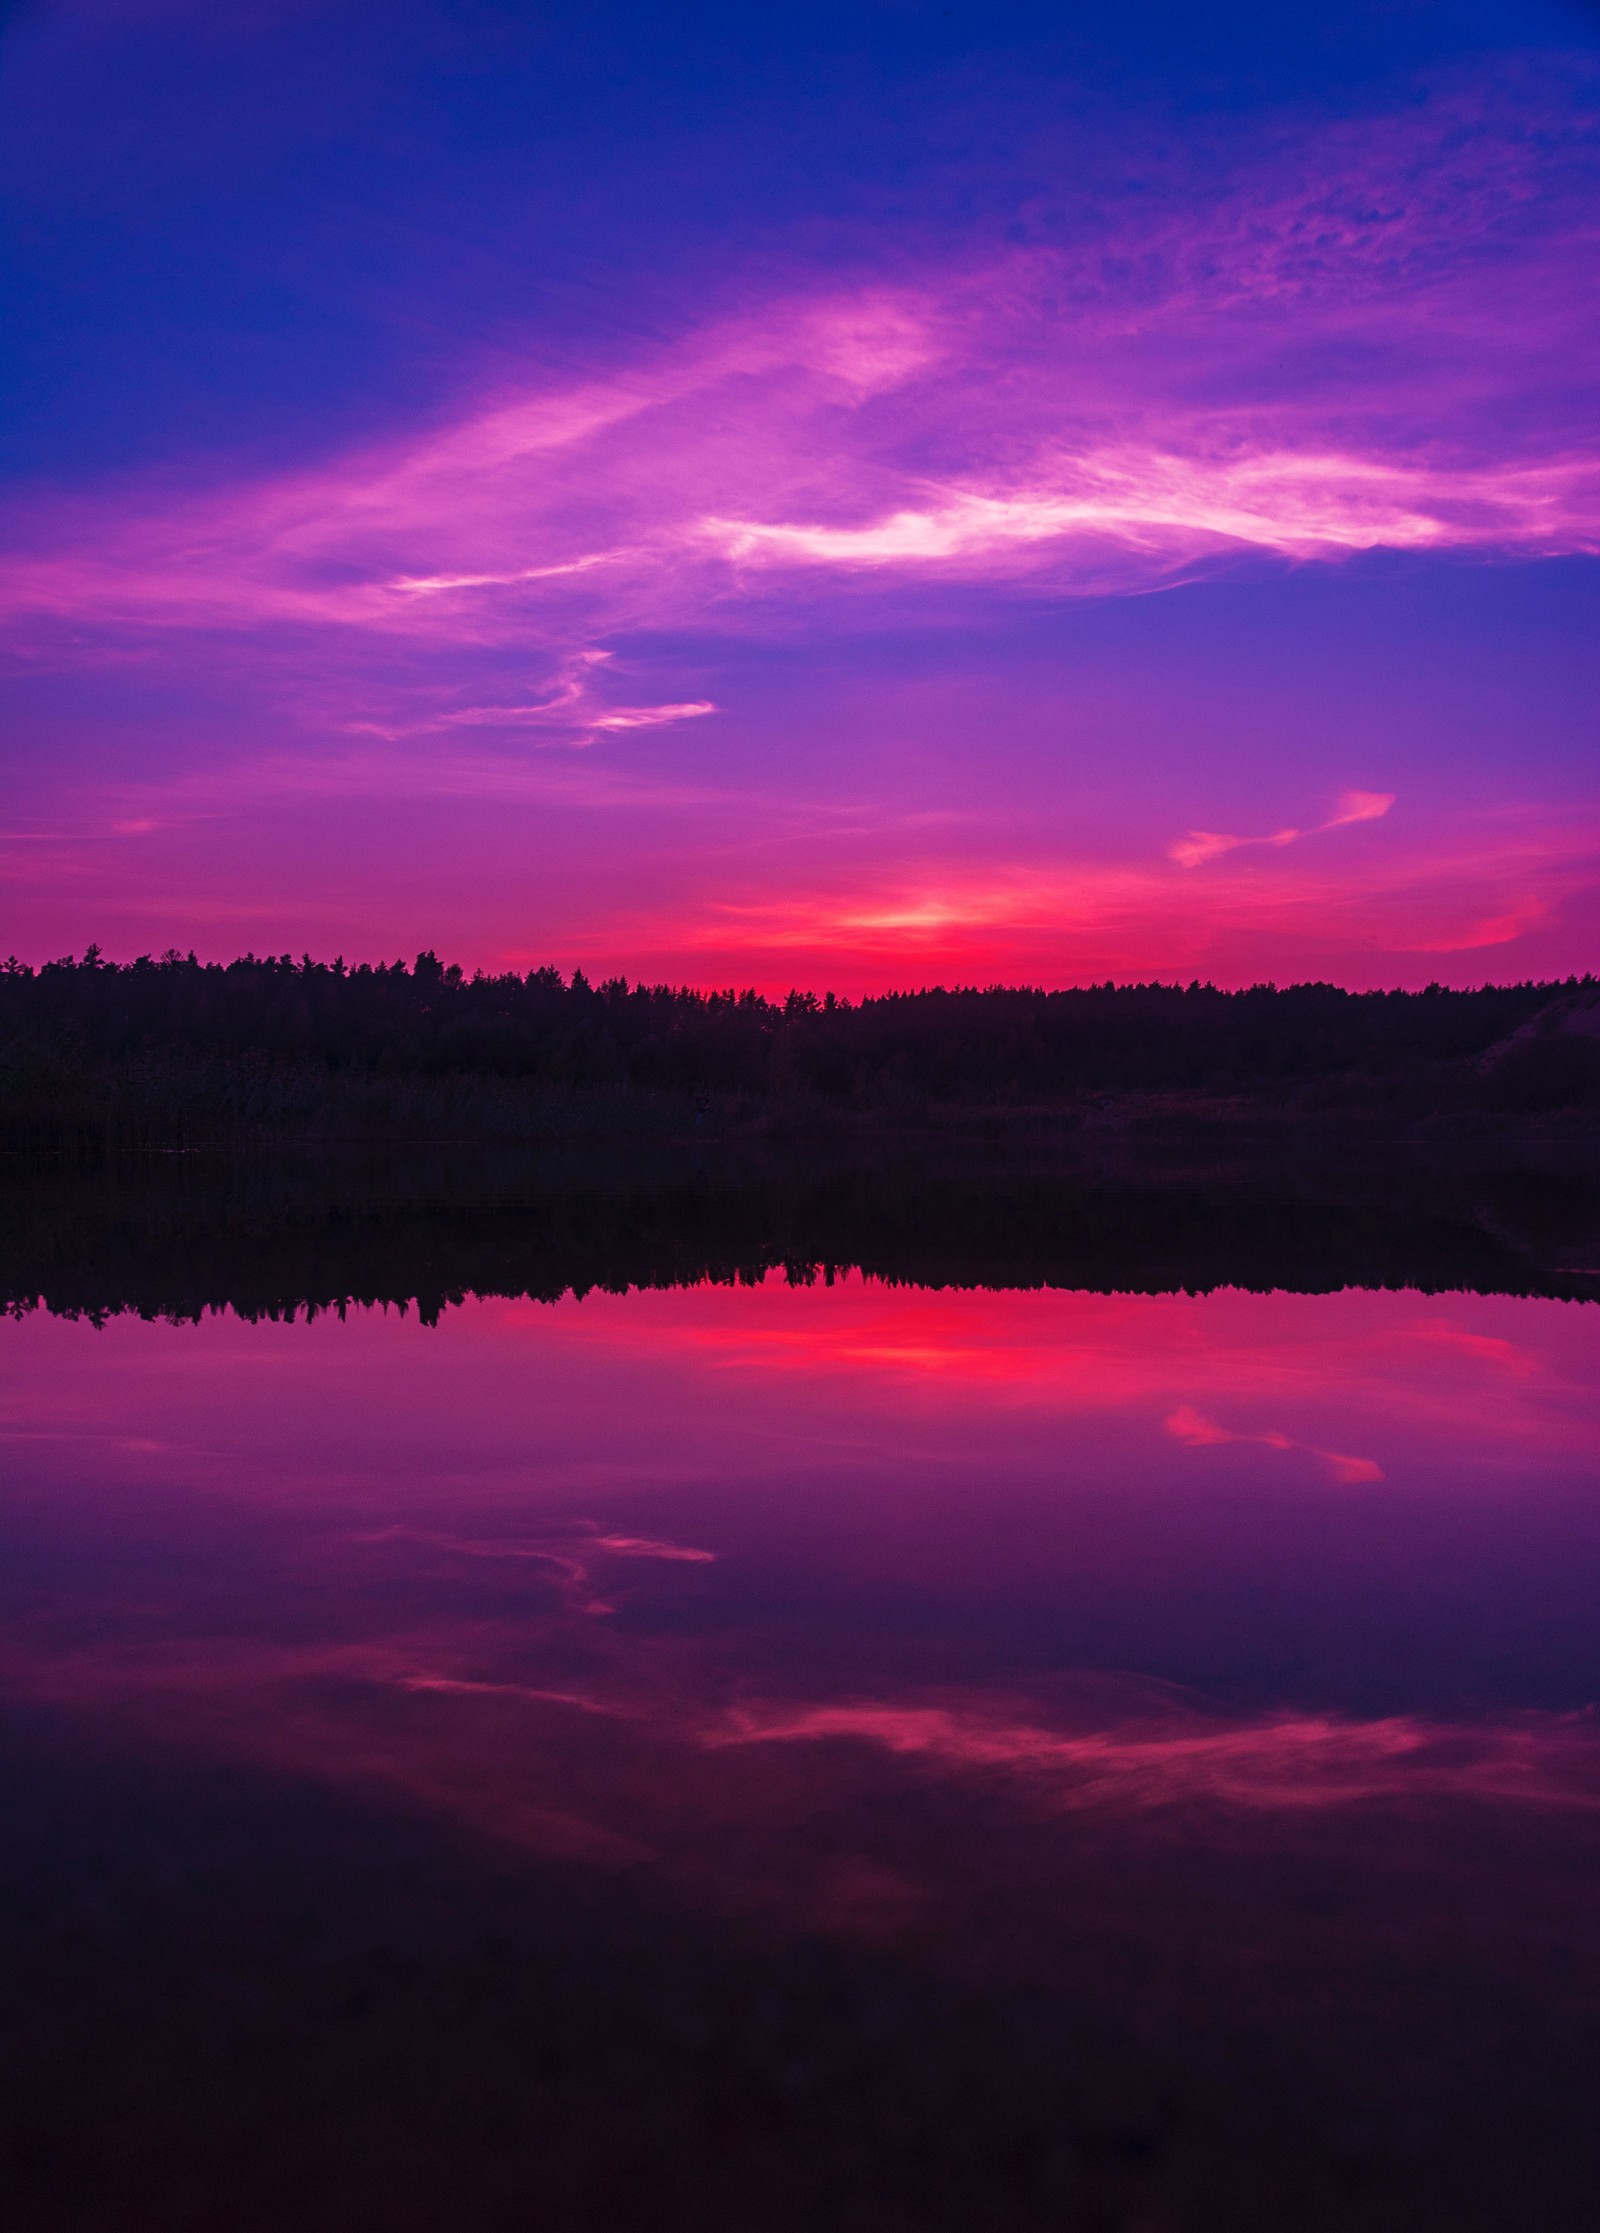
top-left (402, 650), bottom-right (715, 747)
top-left (592, 1535), bottom-right (717, 1563)
top-left (2, 66), bottom-right (1595, 708)
top-left (1171, 789), bottom-right (1395, 869)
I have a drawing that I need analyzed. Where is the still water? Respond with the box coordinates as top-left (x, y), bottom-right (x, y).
top-left (5, 1273), bottom-right (1600, 2229)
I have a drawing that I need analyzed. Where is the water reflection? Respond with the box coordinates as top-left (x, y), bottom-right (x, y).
top-left (6, 1278), bottom-right (1600, 1809)
top-left (5, 1272), bottom-right (1600, 2225)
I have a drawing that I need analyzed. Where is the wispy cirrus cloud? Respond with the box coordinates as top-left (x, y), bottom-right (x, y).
top-left (2, 62), bottom-right (1596, 689)
top-left (376, 650), bottom-right (715, 747)
top-left (1171, 789), bottom-right (1395, 869)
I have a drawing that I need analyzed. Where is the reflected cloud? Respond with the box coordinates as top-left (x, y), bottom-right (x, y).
top-left (715, 1698), bottom-right (1600, 1813)
top-left (4, 1624), bottom-right (1598, 1948)
top-left (4, 1278), bottom-right (1600, 1950)
top-left (346, 1521), bottom-right (716, 1615)
top-left (531, 1282), bottom-right (1595, 1464)
top-left (1165, 1404), bottom-right (1385, 1485)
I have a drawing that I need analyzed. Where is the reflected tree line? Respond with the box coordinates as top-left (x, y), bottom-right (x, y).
top-left (6, 1141), bottom-right (1598, 1326)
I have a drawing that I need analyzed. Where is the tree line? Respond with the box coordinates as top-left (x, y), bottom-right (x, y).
top-left (3, 947), bottom-right (1597, 1107)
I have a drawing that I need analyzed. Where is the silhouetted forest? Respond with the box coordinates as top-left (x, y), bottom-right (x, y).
top-left (4, 950), bottom-right (1600, 1151)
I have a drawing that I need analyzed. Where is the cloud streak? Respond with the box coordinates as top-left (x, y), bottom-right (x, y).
top-left (2, 64), bottom-right (1596, 695)
top-left (1171, 790), bottom-right (1395, 869)
top-left (399, 651), bottom-right (715, 747)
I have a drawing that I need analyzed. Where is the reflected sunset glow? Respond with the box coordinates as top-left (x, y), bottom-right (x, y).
top-left (5, 1276), bottom-right (1600, 1933)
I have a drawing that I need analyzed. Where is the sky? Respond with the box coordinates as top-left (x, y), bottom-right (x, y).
top-left (2, 0), bottom-right (1597, 992)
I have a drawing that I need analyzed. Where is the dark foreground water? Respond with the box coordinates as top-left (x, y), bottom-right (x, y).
top-left (4, 1159), bottom-right (1600, 2229)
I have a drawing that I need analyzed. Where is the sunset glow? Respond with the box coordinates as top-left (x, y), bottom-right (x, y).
top-left (3, 3), bottom-right (1597, 985)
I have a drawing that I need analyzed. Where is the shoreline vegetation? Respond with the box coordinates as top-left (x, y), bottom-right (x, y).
top-left (3, 950), bottom-right (1600, 1156)
top-left (6, 952), bottom-right (1598, 1320)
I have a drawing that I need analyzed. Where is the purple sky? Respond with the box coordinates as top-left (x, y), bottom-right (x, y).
top-left (3, 0), bottom-right (1598, 989)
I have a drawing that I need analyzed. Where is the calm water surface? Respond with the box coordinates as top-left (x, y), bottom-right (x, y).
top-left (5, 1275), bottom-right (1600, 2228)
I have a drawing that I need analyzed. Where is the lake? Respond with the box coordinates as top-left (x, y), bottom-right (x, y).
top-left (5, 1222), bottom-right (1600, 2228)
